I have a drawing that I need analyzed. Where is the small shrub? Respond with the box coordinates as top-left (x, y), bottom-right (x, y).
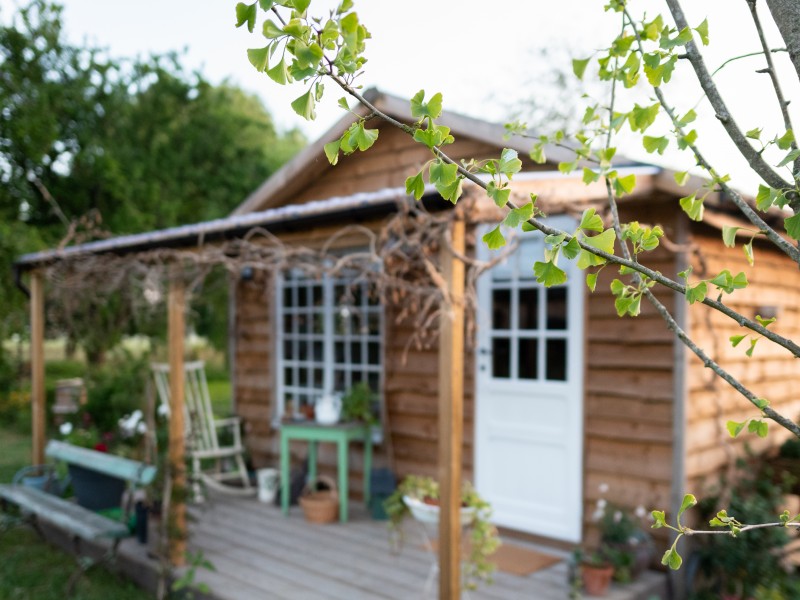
top-left (84, 352), bottom-right (148, 433)
top-left (689, 457), bottom-right (795, 598)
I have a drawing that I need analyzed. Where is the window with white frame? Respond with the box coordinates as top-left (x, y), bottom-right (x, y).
top-left (276, 267), bottom-right (383, 421)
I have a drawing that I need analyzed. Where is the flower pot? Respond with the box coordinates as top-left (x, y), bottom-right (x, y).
top-left (402, 495), bottom-right (477, 525)
top-left (582, 562), bottom-right (614, 597)
top-left (68, 464), bottom-right (125, 511)
top-left (299, 476), bottom-right (339, 524)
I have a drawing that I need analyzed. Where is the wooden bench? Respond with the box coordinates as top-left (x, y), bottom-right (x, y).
top-left (0, 440), bottom-right (156, 590)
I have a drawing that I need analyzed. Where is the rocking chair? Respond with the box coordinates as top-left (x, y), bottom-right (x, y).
top-left (151, 361), bottom-right (253, 501)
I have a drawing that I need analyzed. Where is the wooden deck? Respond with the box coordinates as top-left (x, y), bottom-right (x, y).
top-left (161, 492), bottom-right (669, 600)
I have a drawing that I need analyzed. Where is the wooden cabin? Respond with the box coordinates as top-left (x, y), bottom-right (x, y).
top-left (226, 89), bottom-right (800, 546)
top-left (15, 89), bottom-right (800, 552)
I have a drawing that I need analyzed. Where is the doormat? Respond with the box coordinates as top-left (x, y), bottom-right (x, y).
top-left (426, 540), bottom-right (562, 576)
top-left (490, 543), bottom-right (562, 576)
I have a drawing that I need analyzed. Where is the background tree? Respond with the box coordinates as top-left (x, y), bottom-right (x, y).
top-left (0, 0), bottom-right (305, 363)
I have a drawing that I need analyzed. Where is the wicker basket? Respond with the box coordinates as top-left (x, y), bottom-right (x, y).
top-left (299, 475), bottom-right (339, 524)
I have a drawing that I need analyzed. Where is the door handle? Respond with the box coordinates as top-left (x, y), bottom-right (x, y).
top-left (478, 348), bottom-right (492, 356)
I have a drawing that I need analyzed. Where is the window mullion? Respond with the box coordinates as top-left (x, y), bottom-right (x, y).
top-left (323, 273), bottom-right (334, 395)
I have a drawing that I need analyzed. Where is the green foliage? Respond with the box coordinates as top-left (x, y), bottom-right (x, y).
top-left (691, 460), bottom-right (794, 598)
top-left (0, 527), bottom-right (150, 599)
top-left (340, 381), bottom-right (378, 425)
top-left (83, 352), bottom-right (149, 433)
top-left (384, 475), bottom-right (499, 591)
top-left (323, 120), bottom-right (379, 165)
top-left (171, 550), bottom-right (215, 599)
top-left (2, 0), bottom-right (305, 362)
top-left (778, 437), bottom-right (800, 460)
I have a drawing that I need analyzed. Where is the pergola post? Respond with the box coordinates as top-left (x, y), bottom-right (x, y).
top-left (438, 217), bottom-right (466, 599)
top-left (168, 274), bottom-right (187, 566)
top-left (30, 271), bottom-right (46, 466)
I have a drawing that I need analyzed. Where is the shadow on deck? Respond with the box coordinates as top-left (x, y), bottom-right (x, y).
top-left (43, 490), bottom-right (669, 599)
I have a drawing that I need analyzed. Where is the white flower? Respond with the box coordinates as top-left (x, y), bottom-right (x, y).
top-left (598, 482), bottom-right (609, 494)
top-left (59, 422), bottom-right (73, 436)
top-left (136, 421), bottom-right (148, 434)
top-left (592, 508), bottom-right (604, 521)
top-left (157, 403), bottom-right (170, 417)
top-left (635, 505), bottom-right (647, 519)
top-left (596, 498), bottom-right (607, 510)
top-left (613, 510), bottom-right (623, 523)
top-left (119, 409), bottom-right (146, 437)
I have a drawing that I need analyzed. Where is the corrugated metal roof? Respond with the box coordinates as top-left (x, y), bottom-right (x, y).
top-left (15, 184), bottom-right (432, 269)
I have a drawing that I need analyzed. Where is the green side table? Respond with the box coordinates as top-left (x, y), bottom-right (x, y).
top-left (280, 421), bottom-right (372, 523)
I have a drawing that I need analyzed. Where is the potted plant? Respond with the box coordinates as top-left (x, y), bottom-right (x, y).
top-left (340, 382), bottom-right (378, 425)
top-left (577, 547), bottom-right (615, 597)
top-left (591, 484), bottom-right (654, 582)
top-left (383, 474), bottom-right (500, 590)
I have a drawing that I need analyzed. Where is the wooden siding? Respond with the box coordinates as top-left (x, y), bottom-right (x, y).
top-left (235, 269), bottom-right (275, 464)
top-left (269, 123), bottom-right (546, 208)
top-left (583, 204), bottom-right (681, 543)
top-left (685, 229), bottom-right (800, 492)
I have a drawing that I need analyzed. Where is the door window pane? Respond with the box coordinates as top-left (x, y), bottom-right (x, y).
top-left (492, 289), bottom-right (511, 329)
top-left (546, 339), bottom-right (567, 381)
top-left (518, 288), bottom-right (539, 330)
top-left (492, 337), bottom-right (511, 378)
top-left (546, 287), bottom-right (568, 330)
top-left (518, 338), bottom-right (538, 379)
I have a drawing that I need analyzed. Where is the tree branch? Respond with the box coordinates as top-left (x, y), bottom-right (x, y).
top-left (685, 521), bottom-right (800, 536)
top-left (764, 0), bottom-right (800, 84)
top-left (665, 0), bottom-right (793, 192)
top-left (623, 7), bottom-right (800, 266)
top-left (747, 0), bottom-right (796, 148)
top-left (642, 286), bottom-right (800, 438)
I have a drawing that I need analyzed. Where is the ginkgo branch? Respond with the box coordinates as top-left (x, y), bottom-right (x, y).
top-left (622, 7), bottom-right (800, 265)
top-left (665, 0), bottom-right (793, 193)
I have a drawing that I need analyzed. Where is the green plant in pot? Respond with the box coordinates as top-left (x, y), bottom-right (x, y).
top-left (384, 474), bottom-right (500, 590)
top-left (592, 484), bottom-right (654, 582)
top-left (340, 382), bottom-right (378, 425)
top-left (576, 546), bottom-right (615, 597)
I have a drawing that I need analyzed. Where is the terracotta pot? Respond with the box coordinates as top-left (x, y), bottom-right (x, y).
top-left (582, 562), bottom-right (614, 597)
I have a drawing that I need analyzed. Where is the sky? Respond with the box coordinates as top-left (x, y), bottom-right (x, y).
top-left (2, 0), bottom-right (798, 194)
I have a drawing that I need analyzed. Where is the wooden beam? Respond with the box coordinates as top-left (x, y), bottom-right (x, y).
top-left (30, 271), bottom-right (45, 466)
top-left (168, 275), bottom-right (187, 566)
top-left (438, 218), bottom-right (466, 600)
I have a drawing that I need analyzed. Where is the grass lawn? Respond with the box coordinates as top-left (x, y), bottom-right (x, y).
top-left (0, 425), bottom-right (31, 483)
top-left (206, 378), bottom-right (232, 417)
top-left (0, 425), bottom-right (153, 599)
top-left (0, 529), bottom-right (151, 600)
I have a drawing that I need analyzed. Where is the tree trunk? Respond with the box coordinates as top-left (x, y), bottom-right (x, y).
top-left (766, 0), bottom-right (800, 83)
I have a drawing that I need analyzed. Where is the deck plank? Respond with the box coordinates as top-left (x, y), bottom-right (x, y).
top-left (111, 492), bottom-right (667, 599)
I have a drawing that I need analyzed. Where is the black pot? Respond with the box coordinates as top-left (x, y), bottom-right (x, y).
top-left (68, 464), bottom-right (125, 511)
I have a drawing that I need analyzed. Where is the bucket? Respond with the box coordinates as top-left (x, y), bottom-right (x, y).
top-left (256, 468), bottom-right (279, 504)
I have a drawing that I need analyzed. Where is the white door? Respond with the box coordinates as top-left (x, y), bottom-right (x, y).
top-left (475, 217), bottom-right (584, 543)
